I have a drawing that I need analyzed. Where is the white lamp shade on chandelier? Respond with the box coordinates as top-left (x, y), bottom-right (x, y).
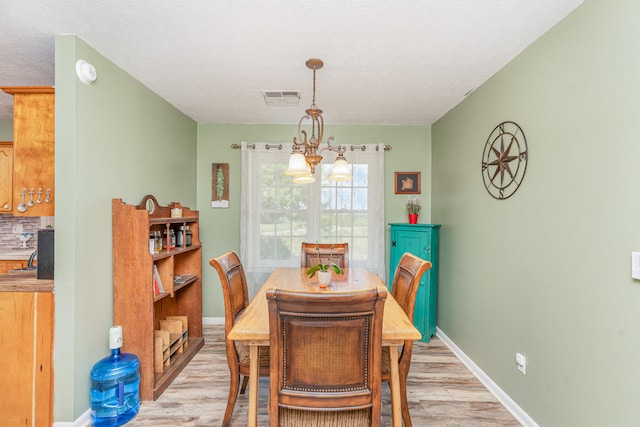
top-left (284, 151), bottom-right (308, 176)
top-left (327, 155), bottom-right (352, 182)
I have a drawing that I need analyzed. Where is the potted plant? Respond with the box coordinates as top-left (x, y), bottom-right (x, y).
top-left (305, 244), bottom-right (344, 287)
top-left (407, 196), bottom-right (421, 224)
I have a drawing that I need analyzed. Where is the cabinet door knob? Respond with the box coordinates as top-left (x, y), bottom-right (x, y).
top-left (2, 203), bottom-right (8, 209)
top-left (392, 240), bottom-right (396, 247)
top-left (425, 245), bottom-right (430, 254)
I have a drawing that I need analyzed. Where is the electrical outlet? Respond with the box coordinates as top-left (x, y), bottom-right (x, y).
top-left (515, 352), bottom-right (526, 374)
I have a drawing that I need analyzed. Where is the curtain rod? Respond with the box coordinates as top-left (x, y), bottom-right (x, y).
top-left (230, 143), bottom-right (392, 151)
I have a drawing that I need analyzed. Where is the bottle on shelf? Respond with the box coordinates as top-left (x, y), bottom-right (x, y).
top-left (185, 226), bottom-right (192, 247)
top-left (170, 229), bottom-right (176, 249)
top-left (153, 231), bottom-right (162, 253)
top-left (176, 227), bottom-right (184, 248)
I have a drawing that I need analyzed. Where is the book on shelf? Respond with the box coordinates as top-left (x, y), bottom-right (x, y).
top-left (174, 274), bottom-right (197, 285)
top-left (153, 264), bottom-right (165, 294)
top-left (153, 275), bottom-right (160, 296)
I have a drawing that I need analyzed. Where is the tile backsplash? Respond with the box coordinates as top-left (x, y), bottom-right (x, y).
top-left (0, 215), bottom-right (52, 249)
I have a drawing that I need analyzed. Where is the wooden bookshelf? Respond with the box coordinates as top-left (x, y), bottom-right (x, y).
top-left (112, 195), bottom-right (203, 400)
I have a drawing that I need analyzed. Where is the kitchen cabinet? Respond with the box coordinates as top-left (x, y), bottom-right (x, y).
top-left (389, 223), bottom-right (441, 342)
top-left (112, 195), bottom-right (203, 400)
top-left (0, 142), bottom-right (12, 212)
top-left (0, 259), bottom-right (28, 275)
top-left (0, 289), bottom-right (54, 426)
top-left (0, 86), bottom-right (55, 216)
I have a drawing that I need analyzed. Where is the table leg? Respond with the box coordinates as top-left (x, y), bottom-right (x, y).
top-left (389, 345), bottom-right (402, 426)
top-left (248, 345), bottom-right (259, 427)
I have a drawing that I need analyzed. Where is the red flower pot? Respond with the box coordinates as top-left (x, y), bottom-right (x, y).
top-left (408, 214), bottom-right (418, 224)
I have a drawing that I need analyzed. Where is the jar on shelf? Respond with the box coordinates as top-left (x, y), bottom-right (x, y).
top-left (185, 226), bottom-right (192, 247)
top-left (162, 230), bottom-right (168, 250)
top-left (176, 226), bottom-right (184, 248)
top-left (148, 232), bottom-right (155, 255)
top-left (153, 231), bottom-right (162, 253)
top-left (169, 229), bottom-right (176, 249)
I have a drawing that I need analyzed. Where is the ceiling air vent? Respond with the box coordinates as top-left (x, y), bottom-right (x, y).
top-left (262, 90), bottom-right (300, 106)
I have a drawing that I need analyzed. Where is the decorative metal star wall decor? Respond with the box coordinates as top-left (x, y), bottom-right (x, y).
top-left (481, 121), bottom-right (528, 200)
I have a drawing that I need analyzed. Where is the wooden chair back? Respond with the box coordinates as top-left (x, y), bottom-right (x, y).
top-left (210, 251), bottom-right (249, 340)
top-left (300, 242), bottom-right (349, 268)
top-left (210, 251), bottom-right (270, 426)
top-left (267, 287), bottom-right (386, 427)
top-left (390, 252), bottom-right (432, 326)
top-left (383, 252), bottom-right (432, 427)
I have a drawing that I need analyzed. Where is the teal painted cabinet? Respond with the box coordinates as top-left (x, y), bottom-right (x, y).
top-left (389, 223), bottom-right (441, 342)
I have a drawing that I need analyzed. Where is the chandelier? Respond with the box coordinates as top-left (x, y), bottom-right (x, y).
top-left (284, 58), bottom-right (352, 184)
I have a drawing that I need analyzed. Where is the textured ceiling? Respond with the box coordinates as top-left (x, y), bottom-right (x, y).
top-left (0, 0), bottom-right (583, 125)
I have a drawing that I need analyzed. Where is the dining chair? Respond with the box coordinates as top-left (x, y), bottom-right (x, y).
top-left (382, 252), bottom-right (432, 427)
top-left (300, 242), bottom-right (349, 268)
top-left (210, 251), bottom-right (270, 427)
top-left (266, 287), bottom-right (387, 427)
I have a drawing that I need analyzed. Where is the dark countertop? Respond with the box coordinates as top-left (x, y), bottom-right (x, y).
top-left (0, 269), bottom-right (54, 292)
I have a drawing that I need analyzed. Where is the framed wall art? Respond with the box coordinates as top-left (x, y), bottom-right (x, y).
top-left (212, 163), bottom-right (229, 208)
top-left (394, 172), bottom-right (421, 194)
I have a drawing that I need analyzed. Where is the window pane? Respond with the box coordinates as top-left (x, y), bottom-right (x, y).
top-left (320, 212), bottom-right (336, 237)
top-left (352, 237), bottom-right (368, 261)
top-left (275, 236), bottom-right (292, 259)
top-left (352, 164), bottom-right (368, 186)
top-left (336, 188), bottom-right (352, 210)
top-left (353, 213), bottom-right (368, 236)
top-left (337, 213), bottom-right (352, 237)
top-left (292, 186), bottom-right (308, 210)
top-left (278, 188), bottom-right (292, 209)
top-left (261, 163), bottom-right (279, 182)
top-left (260, 235), bottom-right (276, 260)
top-left (321, 187), bottom-right (336, 210)
top-left (292, 211), bottom-right (307, 237)
top-left (260, 187), bottom-right (277, 209)
top-left (353, 188), bottom-right (367, 210)
top-left (259, 212), bottom-right (278, 229)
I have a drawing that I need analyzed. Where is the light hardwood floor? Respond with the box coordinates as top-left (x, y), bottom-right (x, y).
top-left (126, 324), bottom-right (523, 427)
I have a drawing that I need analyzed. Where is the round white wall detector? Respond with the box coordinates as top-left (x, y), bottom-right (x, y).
top-left (76, 59), bottom-right (97, 84)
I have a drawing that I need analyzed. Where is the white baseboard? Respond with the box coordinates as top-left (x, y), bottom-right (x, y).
top-left (436, 327), bottom-right (538, 427)
top-left (53, 409), bottom-right (91, 427)
top-left (203, 316), bottom-right (224, 325)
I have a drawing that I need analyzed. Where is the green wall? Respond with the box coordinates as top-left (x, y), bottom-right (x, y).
top-left (196, 124), bottom-right (430, 317)
top-left (432, 0), bottom-right (640, 425)
top-left (54, 35), bottom-right (197, 421)
top-left (0, 120), bottom-right (12, 139)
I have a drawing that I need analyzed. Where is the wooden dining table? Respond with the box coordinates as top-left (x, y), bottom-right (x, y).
top-left (227, 267), bottom-right (422, 427)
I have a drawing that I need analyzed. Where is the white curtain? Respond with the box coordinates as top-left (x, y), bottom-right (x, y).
top-left (240, 142), bottom-right (294, 294)
top-left (240, 141), bottom-right (386, 296)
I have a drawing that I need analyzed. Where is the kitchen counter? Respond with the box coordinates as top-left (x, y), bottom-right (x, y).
top-left (0, 248), bottom-right (35, 260)
top-left (0, 269), bottom-right (53, 292)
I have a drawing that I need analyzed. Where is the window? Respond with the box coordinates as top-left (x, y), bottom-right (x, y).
top-left (241, 142), bottom-right (385, 295)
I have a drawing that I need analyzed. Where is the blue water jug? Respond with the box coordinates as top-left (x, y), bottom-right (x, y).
top-left (90, 326), bottom-right (140, 427)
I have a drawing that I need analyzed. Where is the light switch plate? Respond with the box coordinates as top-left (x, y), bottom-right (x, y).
top-left (632, 252), bottom-right (640, 280)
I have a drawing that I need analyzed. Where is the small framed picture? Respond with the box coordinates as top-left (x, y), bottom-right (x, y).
top-left (212, 163), bottom-right (230, 208)
top-left (394, 172), bottom-right (421, 194)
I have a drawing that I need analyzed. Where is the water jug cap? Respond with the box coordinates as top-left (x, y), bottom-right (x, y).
top-left (109, 325), bottom-right (123, 349)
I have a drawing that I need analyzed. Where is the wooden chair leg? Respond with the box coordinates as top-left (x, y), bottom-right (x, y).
top-left (240, 374), bottom-right (249, 394)
top-left (400, 378), bottom-right (412, 427)
top-left (223, 373), bottom-right (241, 427)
